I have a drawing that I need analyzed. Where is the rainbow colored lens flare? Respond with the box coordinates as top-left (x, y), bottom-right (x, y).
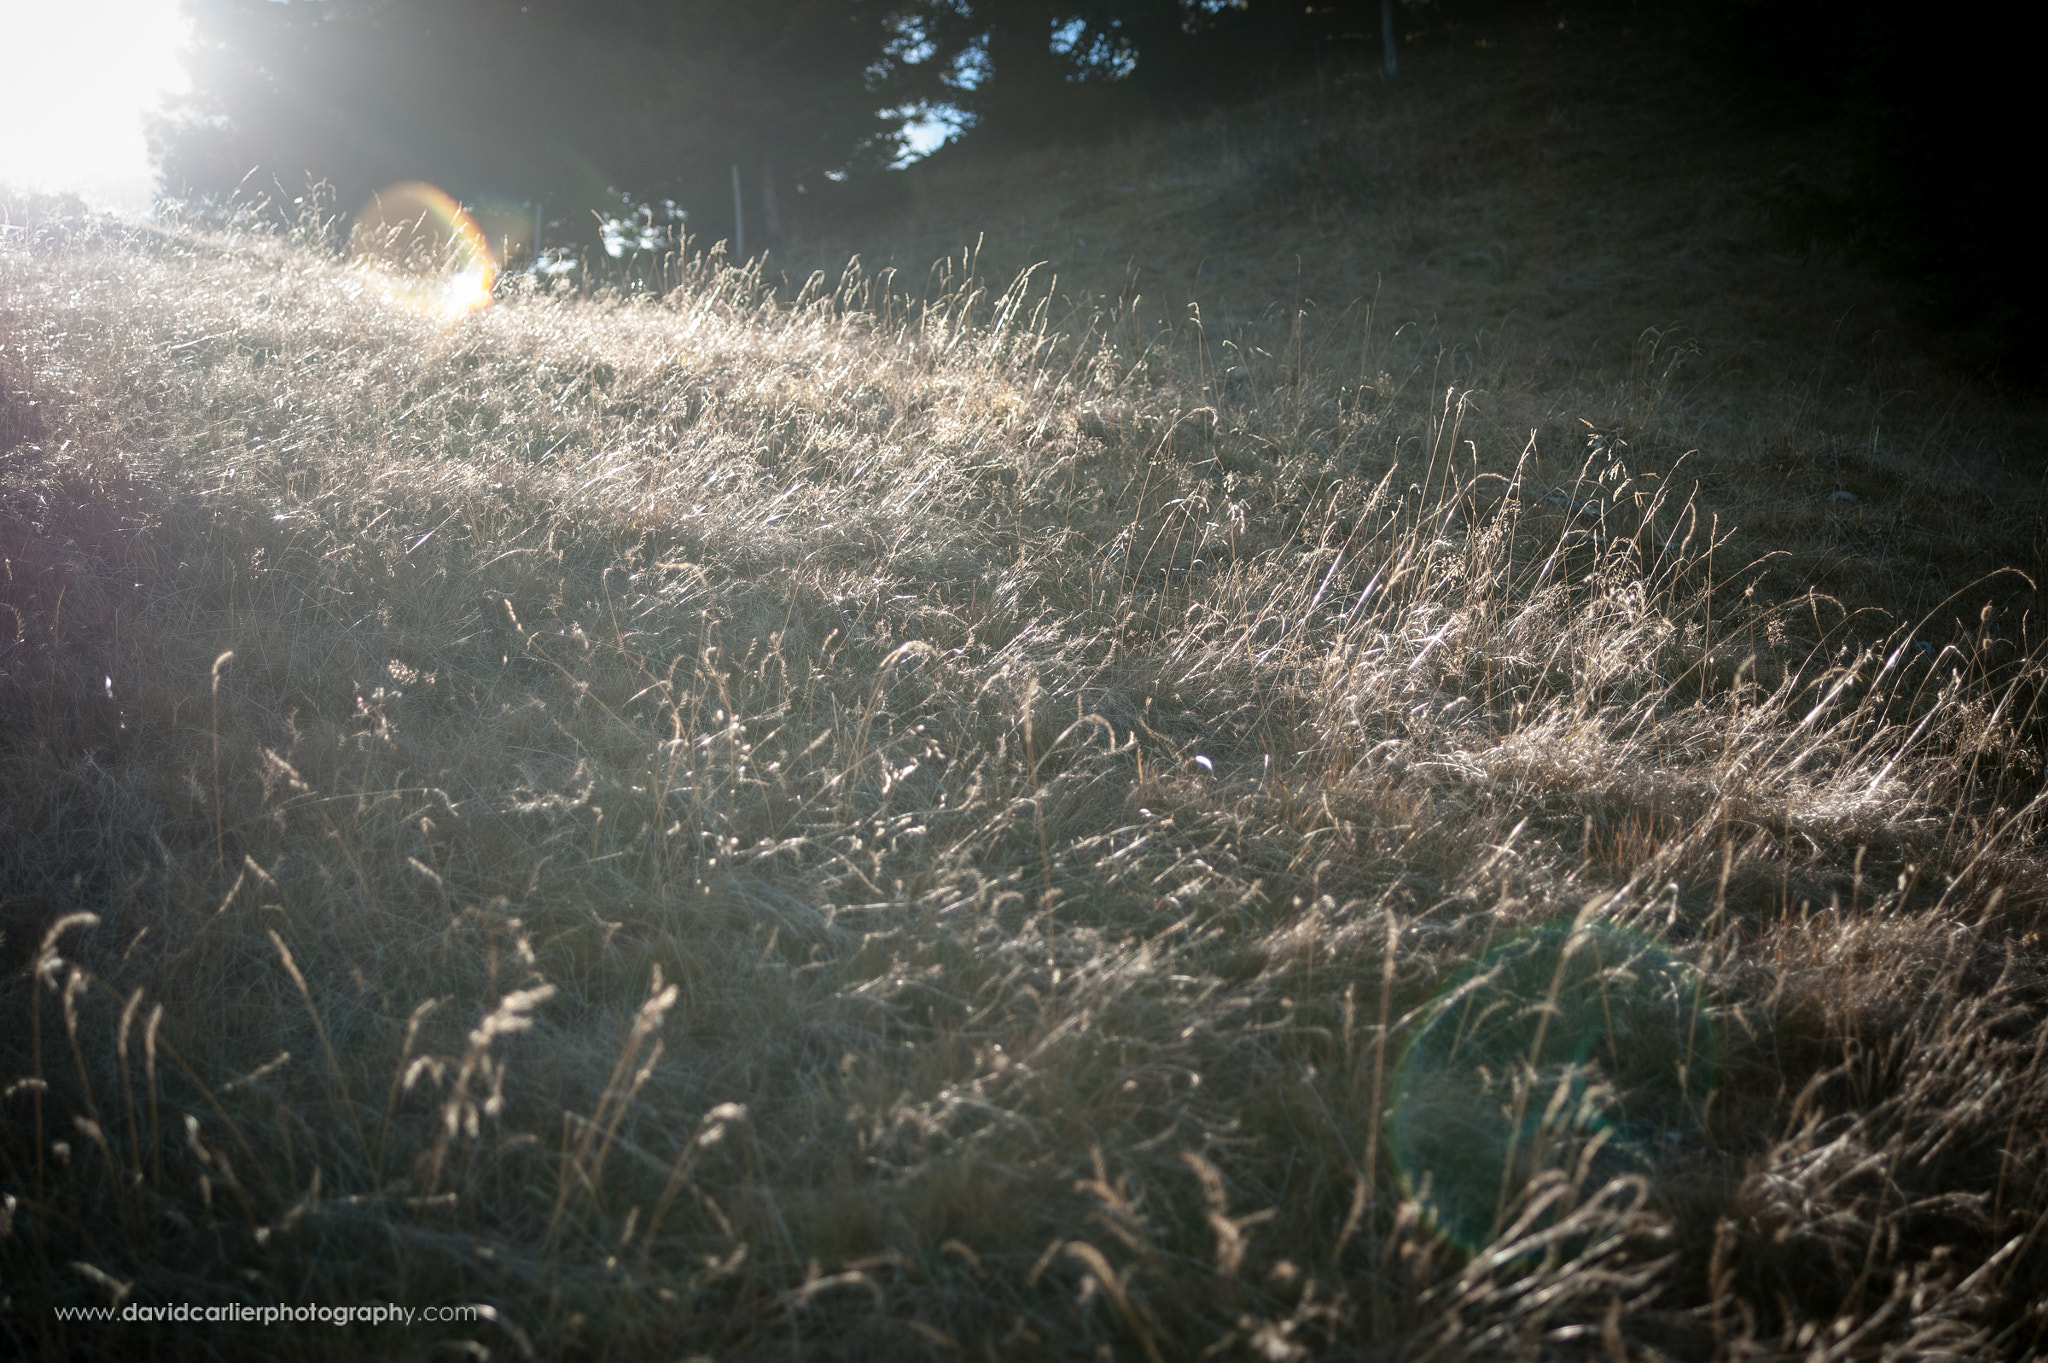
top-left (1389, 921), bottom-right (1717, 1254)
top-left (349, 182), bottom-right (498, 321)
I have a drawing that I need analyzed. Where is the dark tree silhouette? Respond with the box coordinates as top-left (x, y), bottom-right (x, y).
top-left (872, 0), bottom-right (1399, 145)
top-left (154, 0), bottom-right (902, 255)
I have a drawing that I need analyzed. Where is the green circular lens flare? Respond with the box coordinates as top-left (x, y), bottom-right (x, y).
top-left (1390, 920), bottom-right (1716, 1253)
top-left (350, 182), bottom-right (498, 321)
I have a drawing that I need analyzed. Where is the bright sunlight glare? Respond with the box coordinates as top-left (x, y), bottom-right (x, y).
top-left (348, 181), bottom-right (500, 323)
top-left (0, 0), bottom-right (190, 216)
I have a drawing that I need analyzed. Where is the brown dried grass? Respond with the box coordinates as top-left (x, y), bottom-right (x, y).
top-left (4, 39), bottom-right (2048, 1359)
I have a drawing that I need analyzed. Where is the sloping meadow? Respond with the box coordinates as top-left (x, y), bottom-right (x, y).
top-left (5, 222), bottom-right (2048, 1360)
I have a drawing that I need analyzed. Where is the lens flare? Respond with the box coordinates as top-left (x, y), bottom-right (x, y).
top-left (1390, 921), bottom-right (1717, 1254)
top-left (350, 182), bottom-right (497, 321)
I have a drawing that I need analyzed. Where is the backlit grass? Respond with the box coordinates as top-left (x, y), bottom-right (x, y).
top-left (6, 42), bottom-right (2048, 1358)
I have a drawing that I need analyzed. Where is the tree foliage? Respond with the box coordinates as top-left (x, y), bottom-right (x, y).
top-left (157, 1), bottom-right (1408, 238)
top-left (873, 1), bottom-right (1399, 144)
top-left (154, 0), bottom-right (903, 249)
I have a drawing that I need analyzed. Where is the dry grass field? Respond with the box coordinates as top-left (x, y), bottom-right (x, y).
top-left (6, 24), bottom-right (2048, 1361)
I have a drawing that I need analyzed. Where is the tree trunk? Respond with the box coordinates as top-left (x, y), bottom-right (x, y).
top-left (760, 158), bottom-right (782, 243)
top-left (730, 162), bottom-right (745, 260)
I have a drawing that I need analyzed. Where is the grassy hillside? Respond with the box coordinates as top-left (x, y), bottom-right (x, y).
top-left (6, 27), bottom-right (2048, 1361)
top-left (786, 25), bottom-right (2048, 625)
